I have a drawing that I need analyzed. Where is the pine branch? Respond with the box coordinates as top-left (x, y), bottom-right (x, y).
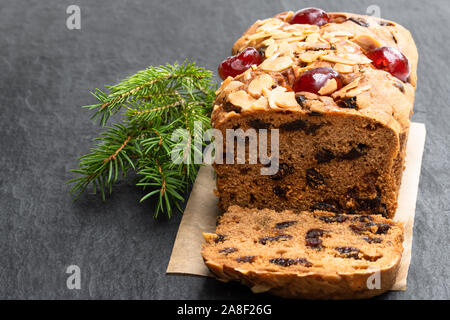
top-left (68, 61), bottom-right (215, 217)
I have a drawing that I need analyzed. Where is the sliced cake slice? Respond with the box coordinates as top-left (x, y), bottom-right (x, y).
top-left (201, 205), bottom-right (404, 299)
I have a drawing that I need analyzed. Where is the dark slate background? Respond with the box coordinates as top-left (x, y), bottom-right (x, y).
top-left (0, 0), bottom-right (448, 300)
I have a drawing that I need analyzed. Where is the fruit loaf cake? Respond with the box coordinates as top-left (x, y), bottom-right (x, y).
top-left (211, 8), bottom-right (418, 218)
top-left (201, 205), bottom-right (404, 299)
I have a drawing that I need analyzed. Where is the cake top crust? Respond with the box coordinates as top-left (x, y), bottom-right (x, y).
top-left (212, 12), bottom-right (418, 135)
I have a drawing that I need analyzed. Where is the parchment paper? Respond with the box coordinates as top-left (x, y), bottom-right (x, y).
top-left (166, 122), bottom-right (426, 291)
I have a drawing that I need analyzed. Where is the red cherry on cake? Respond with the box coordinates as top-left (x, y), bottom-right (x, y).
top-left (289, 8), bottom-right (330, 26)
top-left (293, 67), bottom-right (343, 94)
top-left (218, 47), bottom-right (262, 80)
top-left (366, 46), bottom-right (410, 82)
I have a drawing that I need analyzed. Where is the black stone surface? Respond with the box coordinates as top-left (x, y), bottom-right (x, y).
top-left (0, 0), bottom-right (449, 299)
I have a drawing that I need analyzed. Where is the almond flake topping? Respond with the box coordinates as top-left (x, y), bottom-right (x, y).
top-left (298, 51), bottom-right (327, 63)
top-left (248, 74), bottom-right (275, 97)
top-left (345, 85), bottom-right (372, 97)
top-left (321, 53), bottom-right (372, 65)
top-left (250, 96), bottom-right (269, 110)
top-left (259, 55), bottom-right (293, 72)
top-left (333, 63), bottom-right (354, 73)
top-left (318, 78), bottom-right (338, 95)
top-left (264, 86), bottom-right (299, 109)
top-left (222, 81), bottom-right (244, 93)
top-left (353, 34), bottom-right (383, 51)
top-left (228, 90), bottom-right (256, 109)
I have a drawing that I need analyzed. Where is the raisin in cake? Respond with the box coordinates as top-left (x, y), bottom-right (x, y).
top-left (212, 10), bottom-right (418, 218)
top-left (202, 205), bottom-right (404, 299)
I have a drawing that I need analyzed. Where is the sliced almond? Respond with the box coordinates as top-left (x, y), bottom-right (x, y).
top-left (248, 74), bottom-right (275, 97)
top-left (345, 85), bottom-right (372, 97)
top-left (247, 31), bottom-right (270, 42)
top-left (318, 78), bottom-right (338, 95)
top-left (282, 11), bottom-right (294, 22)
top-left (327, 30), bottom-right (354, 37)
top-left (277, 41), bottom-right (297, 56)
top-left (264, 86), bottom-right (299, 109)
top-left (250, 96), bottom-right (269, 110)
top-left (305, 32), bottom-right (320, 43)
top-left (286, 35), bottom-right (307, 43)
top-left (274, 91), bottom-right (299, 108)
top-left (259, 55), bottom-right (293, 72)
top-left (222, 80), bottom-right (244, 92)
top-left (264, 42), bottom-right (278, 58)
top-left (215, 76), bottom-right (233, 95)
top-left (332, 77), bottom-right (361, 99)
top-left (228, 90), bottom-right (256, 109)
top-left (256, 18), bottom-right (285, 32)
top-left (298, 51), bottom-right (326, 63)
top-left (353, 34), bottom-right (382, 51)
top-left (333, 63), bottom-right (354, 73)
top-left (321, 53), bottom-right (372, 65)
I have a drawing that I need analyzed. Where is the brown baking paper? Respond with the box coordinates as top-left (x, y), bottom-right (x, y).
top-left (166, 122), bottom-right (426, 291)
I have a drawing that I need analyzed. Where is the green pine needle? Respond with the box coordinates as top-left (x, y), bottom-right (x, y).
top-left (68, 60), bottom-right (215, 217)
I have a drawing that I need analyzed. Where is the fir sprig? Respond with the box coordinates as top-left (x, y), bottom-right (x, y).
top-left (67, 61), bottom-right (215, 217)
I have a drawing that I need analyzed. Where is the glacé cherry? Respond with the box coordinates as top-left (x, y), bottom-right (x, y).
top-left (289, 8), bottom-right (330, 26)
top-left (218, 47), bottom-right (262, 80)
top-left (366, 46), bottom-right (410, 82)
top-left (293, 67), bottom-right (343, 94)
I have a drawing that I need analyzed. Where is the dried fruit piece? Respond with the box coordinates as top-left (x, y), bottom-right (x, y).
top-left (271, 163), bottom-right (294, 181)
top-left (337, 96), bottom-right (358, 109)
top-left (311, 201), bottom-right (341, 213)
top-left (248, 119), bottom-right (271, 129)
top-left (293, 67), bottom-right (343, 95)
top-left (236, 256), bottom-right (256, 263)
top-left (219, 247), bottom-right (238, 255)
top-left (215, 234), bottom-right (227, 243)
top-left (319, 215), bottom-right (348, 223)
top-left (275, 220), bottom-right (298, 229)
top-left (295, 95), bottom-right (307, 107)
top-left (376, 224), bottom-right (391, 234)
top-left (280, 119), bottom-right (306, 131)
top-left (273, 186), bottom-right (288, 198)
top-left (218, 47), bottom-right (262, 80)
top-left (349, 224), bottom-right (368, 234)
top-left (306, 229), bottom-right (326, 238)
top-left (306, 168), bottom-right (325, 188)
top-left (314, 148), bottom-right (335, 164)
top-left (259, 234), bottom-right (293, 245)
top-left (366, 46), bottom-right (410, 82)
top-left (269, 257), bottom-right (313, 267)
top-left (335, 246), bottom-right (361, 259)
top-left (339, 143), bottom-right (368, 160)
top-left (290, 8), bottom-right (330, 26)
top-left (362, 236), bottom-right (383, 244)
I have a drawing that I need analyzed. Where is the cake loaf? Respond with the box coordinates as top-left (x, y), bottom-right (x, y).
top-left (212, 9), bottom-right (418, 218)
top-left (202, 205), bottom-right (404, 299)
